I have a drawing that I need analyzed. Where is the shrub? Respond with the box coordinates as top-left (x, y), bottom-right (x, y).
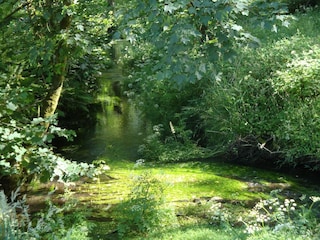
top-left (0, 189), bottom-right (91, 240)
top-left (280, 0), bottom-right (318, 13)
top-left (202, 8), bottom-right (320, 169)
top-left (114, 171), bottom-right (178, 238)
top-left (271, 46), bottom-right (320, 167)
top-left (179, 199), bottom-right (231, 227)
top-left (0, 77), bottom-right (102, 193)
top-left (240, 195), bottom-right (320, 239)
top-left (138, 124), bottom-right (212, 162)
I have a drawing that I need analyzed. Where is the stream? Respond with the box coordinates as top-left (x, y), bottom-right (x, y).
top-left (66, 39), bottom-right (149, 163)
top-left (66, 67), bottom-right (148, 163)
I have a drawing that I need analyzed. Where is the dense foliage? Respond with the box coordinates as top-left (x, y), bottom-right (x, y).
top-left (1, 0), bottom-right (320, 239)
top-left (280, 0), bottom-right (318, 12)
top-left (111, 0), bottom-right (320, 171)
top-left (1, 0), bottom-right (113, 238)
top-left (200, 7), bottom-right (320, 169)
top-left (115, 0), bottom-right (320, 169)
top-left (0, 189), bottom-right (91, 239)
top-left (0, 0), bottom-right (114, 191)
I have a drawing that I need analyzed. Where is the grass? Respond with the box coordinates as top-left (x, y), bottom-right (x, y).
top-left (74, 157), bottom-right (319, 239)
top-left (80, 158), bottom-right (315, 205)
top-left (133, 225), bottom-right (240, 240)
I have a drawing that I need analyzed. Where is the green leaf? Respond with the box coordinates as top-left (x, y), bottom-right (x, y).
top-left (235, 1), bottom-right (249, 16)
top-left (13, 145), bottom-right (26, 162)
top-left (188, 7), bottom-right (197, 14)
top-left (199, 63), bottom-right (206, 73)
top-left (31, 117), bottom-right (45, 125)
top-left (207, 45), bottom-right (220, 62)
top-left (195, 71), bottom-right (202, 80)
top-left (11, 132), bottom-right (22, 140)
top-left (76, 24), bottom-right (84, 31)
top-left (6, 102), bottom-right (17, 111)
top-left (164, 3), bottom-right (178, 14)
top-left (0, 160), bottom-right (11, 169)
top-left (199, 15), bottom-right (211, 25)
top-left (0, 144), bottom-right (5, 151)
top-left (231, 24), bottom-right (243, 32)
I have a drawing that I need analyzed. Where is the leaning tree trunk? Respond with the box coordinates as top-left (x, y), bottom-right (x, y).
top-left (41, 0), bottom-right (72, 127)
top-left (41, 43), bottom-right (68, 120)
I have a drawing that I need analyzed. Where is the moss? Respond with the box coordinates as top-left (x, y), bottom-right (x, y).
top-left (78, 158), bottom-right (318, 209)
top-left (25, 158), bottom-right (315, 238)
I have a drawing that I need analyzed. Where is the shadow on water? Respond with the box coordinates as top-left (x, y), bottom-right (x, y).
top-left (67, 67), bottom-right (149, 163)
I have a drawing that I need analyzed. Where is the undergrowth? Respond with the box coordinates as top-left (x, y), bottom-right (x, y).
top-left (113, 170), bottom-right (178, 238)
top-left (199, 6), bottom-right (320, 169)
top-left (0, 189), bottom-right (91, 240)
top-left (96, 161), bottom-right (320, 239)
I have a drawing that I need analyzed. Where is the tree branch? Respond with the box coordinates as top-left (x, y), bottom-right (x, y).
top-left (0, 1), bottom-right (30, 26)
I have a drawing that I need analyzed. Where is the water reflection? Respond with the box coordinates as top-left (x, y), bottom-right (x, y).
top-left (94, 98), bottom-right (147, 161)
top-left (68, 68), bottom-right (148, 162)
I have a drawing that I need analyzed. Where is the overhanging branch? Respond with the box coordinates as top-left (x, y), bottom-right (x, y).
top-left (0, 1), bottom-right (30, 26)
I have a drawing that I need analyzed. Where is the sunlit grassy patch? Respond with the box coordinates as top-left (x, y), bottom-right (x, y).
top-left (132, 225), bottom-right (241, 240)
top-left (78, 158), bottom-right (316, 208)
top-left (73, 157), bottom-right (320, 240)
top-left (153, 170), bottom-right (261, 201)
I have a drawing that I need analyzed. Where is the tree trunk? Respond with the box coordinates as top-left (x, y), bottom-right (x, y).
top-left (41, 0), bottom-right (72, 126)
top-left (41, 45), bottom-right (68, 119)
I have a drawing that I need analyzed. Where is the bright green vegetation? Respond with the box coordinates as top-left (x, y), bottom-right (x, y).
top-left (142, 227), bottom-right (238, 240)
top-left (79, 158), bottom-right (319, 239)
top-left (124, 3), bottom-right (320, 170)
top-left (82, 159), bottom-right (290, 205)
top-left (2, 158), bottom-right (319, 240)
top-left (1, 0), bottom-right (320, 239)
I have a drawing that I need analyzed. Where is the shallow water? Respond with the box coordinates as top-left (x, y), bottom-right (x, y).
top-left (67, 67), bottom-right (148, 163)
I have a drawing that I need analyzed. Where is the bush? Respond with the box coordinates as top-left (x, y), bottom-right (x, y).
top-left (114, 171), bottom-right (178, 238)
top-left (179, 199), bottom-right (231, 227)
top-left (272, 46), bottom-right (320, 167)
top-left (0, 75), bottom-right (101, 193)
top-left (280, 0), bottom-right (318, 13)
top-left (138, 124), bottom-right (212, 162)
top-left (202, 8), bottom-right (320, 169)
top-left (0, 189), bottom-right (91, 240)
top-left (240, 195), bottom-right (320, 239)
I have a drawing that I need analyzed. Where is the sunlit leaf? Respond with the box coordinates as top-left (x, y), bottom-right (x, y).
top-left (282, 20), bottom-right (290, 28)
top-left (272, 24), bottom-right (278, 33)
top-left (199, 63), bottom-right (206, 73)
top-left (164, 3), bottom-right (178, 14)
top-left (31, 117), bottom-right (45, 125)
top-left (6, 102), bottom-right (17, 111)
top-left (76, 24), bottom-right (84, 31)
top-left (231, 24), bottom-right (243, 32)
top-left (9, 132), bottom-right (22, 140)
top-left (195, 71), bottom-right (202, 80)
